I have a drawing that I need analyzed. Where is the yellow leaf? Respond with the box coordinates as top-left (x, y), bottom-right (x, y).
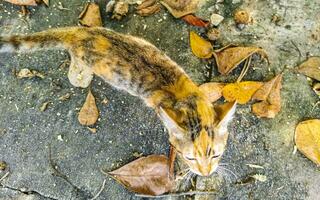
top-left (190, 31), bottom-right (213, 59)
top-left (222, 81), bottom-right (263, 104)
top-left (79, 3), bottom-right (103, 27)
top-left (296, 57), bottom-right (320, 81)
top-left (199, 82), bottom-right (225, 103)
top-left (213, 45), bottom-right (268, 75)
top-left (295, 119), bottom-right (320, 166)
top-left (78, 90), bottom-right (99, 126)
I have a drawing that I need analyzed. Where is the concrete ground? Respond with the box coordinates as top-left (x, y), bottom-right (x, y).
top-left (0, 0), bottom-right (320, 199)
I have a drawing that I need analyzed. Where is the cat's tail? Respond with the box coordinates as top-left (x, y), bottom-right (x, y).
top-left (0, 27), bottom-right (83, 53)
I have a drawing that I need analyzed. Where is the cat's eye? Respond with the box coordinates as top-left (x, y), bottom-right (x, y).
top-left (185, 156), bottom-right (196, 161)
top-left (211, 154), bottom-right (220, 159)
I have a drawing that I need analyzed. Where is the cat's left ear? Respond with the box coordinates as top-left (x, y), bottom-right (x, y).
top-left (214, 101), bottom-right (237, 134)
top-left (158, 107), bottom-right (184, 139)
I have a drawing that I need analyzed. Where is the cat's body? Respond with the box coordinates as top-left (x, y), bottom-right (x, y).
top-left (0, 27), bottom-right (236, 176)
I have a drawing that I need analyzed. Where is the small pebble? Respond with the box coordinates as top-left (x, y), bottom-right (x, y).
top-left (210, 13), bottom-right (224, 26)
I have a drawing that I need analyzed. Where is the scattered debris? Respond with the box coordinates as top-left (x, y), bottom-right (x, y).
top-left (246, 164), bottom-right (264, 169)
top-left (296, 57), bottom-right (320, 81)
top-left (78, 90), bottom-right (99, 126)
top-left (106, 0), bottom-right (116, 13)
top-left (4, 0), bottom-right (37, 6)
top-left (136, 0), bottom-right (162, 16)
top-left (57, 135), bottom-right (63, 142)
top-left (90, 179), bottom-right (107, 200)
top-left (112, 0), bottom-right (129, 20)
top-left (40, 101), bottom-right (50, 112)
top-left (252, 74), bottom-right (282, 118)
top-left (16, 68), bottom-right (45, 79)
top-left (222, 81), bottom-right (263, 104)
top-left (103, 155), bottom-right (174, 196)
top-left (87, 127), bottom-right (97, 134)
top-left (213, 45), bottom-right (268, 75)
top-left (79, 3), bottom-right (103, 27)
top-left (102, 98), bottom-right (109, 104)
top-left (207, 28), bottom-right (220, 41)
top-left (182, 14), bottom-right (209, 27)
top-left (0, 161), bottom-right (7, 171)
top-left (199, 82), bottom-right (225, 103)
top-left (234, 9), bottom-right (251, 25)
top-left (58, 93), bottom-right (71, 101)
top-left (133, 152), bottom-right (143, 158)
top-left (210, 13), bottom-right (224, 26)
top-left (251, 174), bottom-right (267, 182)
top-left (313, 83), bottom-right (320, 96)
top-left (295, 119), bottom-right (320, 166)
top-left (189, 31), bottom-right (213, 59)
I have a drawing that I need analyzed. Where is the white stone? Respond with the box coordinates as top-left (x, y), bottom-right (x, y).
top-left (210, 13), bottom-right (224, 26)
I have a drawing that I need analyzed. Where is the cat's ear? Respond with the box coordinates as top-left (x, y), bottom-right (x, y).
top-left (158, 107), bottom-right (184, 139)
top-left (214, 101), bottom-right (237, 134)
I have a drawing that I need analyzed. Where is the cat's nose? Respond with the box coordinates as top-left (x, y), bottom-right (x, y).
top-left (199, 165), bottom-right (211, 176)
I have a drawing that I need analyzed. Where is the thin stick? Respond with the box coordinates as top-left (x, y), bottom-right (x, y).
top-left (168, 145), bottom-right (177, 179)
top-left (237, 56), bottom-right (252, 83)
top-left (0, 171), bottom-right (10, 182)
top-left (291, 40), bottom-right (302, 62)
top-left (90, 179), bottom-right (107, 200)
top-left (135, 191), bottom-right (217, 198)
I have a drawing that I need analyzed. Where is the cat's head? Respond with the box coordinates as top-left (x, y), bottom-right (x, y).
top-left (159, 98), bottom-right (236, 176)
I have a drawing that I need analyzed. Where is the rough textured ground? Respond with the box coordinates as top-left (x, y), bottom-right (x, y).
top-left (0, 0), bottom-right (320, 199)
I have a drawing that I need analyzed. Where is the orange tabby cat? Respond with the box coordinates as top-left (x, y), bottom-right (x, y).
top-left (0, 27), bottom-right (236, 176)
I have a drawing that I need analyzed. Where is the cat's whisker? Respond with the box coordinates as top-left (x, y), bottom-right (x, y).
top-left (217, 166), bottom-right (238, 180)
top-left (216, 167), bottom-right (232, 182)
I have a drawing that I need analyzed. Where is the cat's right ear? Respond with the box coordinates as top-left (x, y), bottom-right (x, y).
top-left (158, 107), bottom-right (184, 139)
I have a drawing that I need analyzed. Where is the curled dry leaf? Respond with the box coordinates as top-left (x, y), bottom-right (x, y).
top-left (112, 1), bottom-right (129, 20)
top-left (213, 45), bottom-right (268, 75)
top-left (190, 31), bottom-right (213, 59)
top-left (104, 155), bottom-right (174, 196)
top-left (295, 119), bottom-right (320, 166)
top-left (78, 90), bottom-right (99, 126)
top-left (79, 3), bottom-right (103, 27)
top-left (16, 68), bottom-right (45, 79)
top-left (222, 81), bottom-right (263, 104)
top-left (160, 0), bottom-right (202, 18)
top-left (296, 57), bottom-right (320, 81)
top-left (136, 0), bottom-right (162, 17)
top-left (4, 0), bottom-right (37, 6)
top-left (252, 74), bottom-right (282, 118)
top-left (199, 82), bottom-right (225, 103)
top-left (181, 14), bottom-right (209, 27)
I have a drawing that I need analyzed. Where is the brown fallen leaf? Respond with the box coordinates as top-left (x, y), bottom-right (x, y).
top-left (79, 3), bottom-right (103, 27)
top-left (68, 59), bottom-right (94, 88)
top-left (78, 90), bottom-right (99, 126)
top-left (181, 14), bottom-right (209, 27)
top-left (105, 155), bottom-right (174, 196)
top-left (136, 0), bottom-right (162, 16)
top-left (190, 31), bottom-right (213, 59)
top-left (199, 82), bottom-right (225, 103)
top-left (213, 45), bottom-right (268, 75)
top-left (41, 0), bottom-right (49, 6)
top-left (160, 0), bottom-right (202, 18)
top-left (252, 74), bottom-right (282, 118)
top-left (222, 81), bottom-right (263, 104)
top-left (296, 57), bottom-right (320, 81)
top-left (295, 119), bottom-right (320, 166)
top-left (4, 0), bottom-right (37, 6)
top-left (112, 1), bottom-right (129, 20)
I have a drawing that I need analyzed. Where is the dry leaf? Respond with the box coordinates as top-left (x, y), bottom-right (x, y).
top-left (78, 90), bottom-right (99, 126)
top-left (296, 57), bottom-right (320, 81)
top-left (40, 101), bottom-right (50, 112)
top-left (68, 59), bottom-right (93, 88)
top-left (252, 74), bottom-right (282, 118)
top-left (41, 0), bottom-right (49, 6)
top-left (222, 81), bottom-right (263, 104)
top-left (295, 119), bottom-right (320, 166)
top-left (79, 3), bottom-right (103, 27)
top-left (213, 45), bottom-right (268, 75)
top-left (4, 0), bottom-right (37, 6)
top-left (160, 0), bottom-right (202, 18)
top-left (112, 1), bottom-right (129, 20)
top-left (136, 1), bottom-right (162, 16)
top-left (105, 155), bottom-right (174, 196)
top-left (199, 82), bottom-right (225, 103)
top-left (190, 31), bottom-right (213, 59)
top-left (16, 68), bottom-right (45, 79)
top-left (182, 14), bottom-right (209, 27)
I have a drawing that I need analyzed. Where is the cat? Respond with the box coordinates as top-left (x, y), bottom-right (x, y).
top-left (0, 27), bottom-right (236, 176)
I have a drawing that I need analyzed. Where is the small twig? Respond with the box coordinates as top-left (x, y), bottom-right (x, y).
top-left (135, 191), bottom-right (217, 198)
top-left (90, 179), bottom-right (107, 200)
top-left (0, 171), bottom-right (10, 182)
top-left (168, 145), bottom-right (177, 179)
top-left (291, 40), bottom-right (302, 62)
top-left (237, 56), bottom-right (252, 83)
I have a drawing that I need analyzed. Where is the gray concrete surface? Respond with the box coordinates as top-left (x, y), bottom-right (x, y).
top-left (0, 0), bottom-right (320, 199)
